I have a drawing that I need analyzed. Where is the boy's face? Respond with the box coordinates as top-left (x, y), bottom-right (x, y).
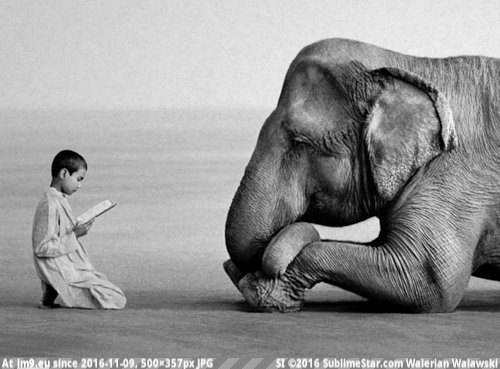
top-left (60, 167), bottom-right (86, 196)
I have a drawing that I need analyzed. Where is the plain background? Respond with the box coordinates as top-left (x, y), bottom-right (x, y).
top-left (1, 0), bottom-right (499, 358)
top-left (2, 0), bottom-right (500, 111)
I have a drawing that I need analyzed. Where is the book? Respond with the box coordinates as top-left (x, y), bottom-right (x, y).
top-left (76, 200), bottom-right (116, 224)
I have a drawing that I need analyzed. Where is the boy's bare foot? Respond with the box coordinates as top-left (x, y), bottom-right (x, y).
top-left (38, 301), bottom-right (61, 309)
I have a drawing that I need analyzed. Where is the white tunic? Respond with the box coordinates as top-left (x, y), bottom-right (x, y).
top-left (32, 187), bottom-right (126, 309)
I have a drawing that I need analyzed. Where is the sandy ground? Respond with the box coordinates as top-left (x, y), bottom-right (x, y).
top-left (0, 110), bottom-right (499, 358)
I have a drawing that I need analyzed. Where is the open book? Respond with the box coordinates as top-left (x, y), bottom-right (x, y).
top-left (76, 200), bottom-right (116, 224)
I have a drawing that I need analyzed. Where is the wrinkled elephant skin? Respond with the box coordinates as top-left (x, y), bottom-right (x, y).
top-left (225, 38), bottom-right (500, 313)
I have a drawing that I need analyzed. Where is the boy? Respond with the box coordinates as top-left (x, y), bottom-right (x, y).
top-left (32, 150), bottom-right (126, 309)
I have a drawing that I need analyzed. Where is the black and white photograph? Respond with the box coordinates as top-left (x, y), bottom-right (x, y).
top-left (1, 0), bottom-right (499, 365)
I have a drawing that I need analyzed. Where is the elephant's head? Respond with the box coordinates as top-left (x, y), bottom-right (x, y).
top-left (226, 57), bottom-right (457, 272)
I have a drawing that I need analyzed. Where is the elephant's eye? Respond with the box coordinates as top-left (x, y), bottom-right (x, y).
top-left (283, 124), bottom-right (308, 143)
top-left (291, 134), bottom-right (334, 157)
top-left (290, 132), bottom-right (336, 156)
top-left (285, 124), bottom-right (338, 156)
top-left (288, 130), bottom-right (314, 148)
top-left (292, 135), bottom-right (311, 145)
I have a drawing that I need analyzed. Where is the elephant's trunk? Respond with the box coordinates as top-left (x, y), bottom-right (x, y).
top-left (225, 180), bottom-right (309, 273)
top-left (225, 113), bottom-right (310, 272)
top-left (225, 166), bottom-right (281, 272)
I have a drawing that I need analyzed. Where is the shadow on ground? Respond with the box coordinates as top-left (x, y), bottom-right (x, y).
top-left (117, 288), bottom-right (500, 313)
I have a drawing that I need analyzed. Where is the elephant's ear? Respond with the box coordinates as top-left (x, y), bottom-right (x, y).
top-left (365, 67), bottom-right (457, 201)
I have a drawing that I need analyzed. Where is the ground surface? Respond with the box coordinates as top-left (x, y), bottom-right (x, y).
top-left (1, 110), bottom-right (498, 358)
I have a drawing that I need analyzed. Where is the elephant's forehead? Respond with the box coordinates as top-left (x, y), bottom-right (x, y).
top-left (279, 70), bottom-right (355, 133)
top-left (296, 38), bottom-right (399, 71)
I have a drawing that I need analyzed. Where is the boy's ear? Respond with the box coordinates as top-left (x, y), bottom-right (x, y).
top-left (58, 168), bottom-right (68, 179)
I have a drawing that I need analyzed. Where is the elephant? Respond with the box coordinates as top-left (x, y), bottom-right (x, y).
top-left (223, 38), bottom-right (500, 313)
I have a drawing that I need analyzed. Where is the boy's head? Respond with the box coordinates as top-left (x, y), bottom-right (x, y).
top-left (51, 150), bottom-right (87, 177)
top-left (51, 150), bottom-right (88, 195)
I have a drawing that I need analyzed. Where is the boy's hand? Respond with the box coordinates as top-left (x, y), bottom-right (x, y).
top-left (74, 219), bottom-right (94, 238)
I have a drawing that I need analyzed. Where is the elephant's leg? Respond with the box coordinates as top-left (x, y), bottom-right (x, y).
top-left (224, 223), bottom-right (319, 288)
top-left (238, 271), bottom-right (306, 312)
top-left (240, 240), bottom-right (471, 313)
top-left (223, 260), bottom-right (306, 312)
top-left (262, 222), bottom-right (320, 277)
top-left (223, 223), bottom-right (318, 312)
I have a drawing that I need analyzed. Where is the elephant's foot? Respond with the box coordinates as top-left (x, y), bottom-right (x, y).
top-left (238, 271), bottom-right (305, 313)
top-left (262, 222), bottom-right (320, 278)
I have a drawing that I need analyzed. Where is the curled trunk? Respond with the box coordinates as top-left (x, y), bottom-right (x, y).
top-left (225, 118), bottom-right (308, 272)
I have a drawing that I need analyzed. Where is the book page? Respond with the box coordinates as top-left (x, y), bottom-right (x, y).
top-left (77, 200), bottom-right (116, 224)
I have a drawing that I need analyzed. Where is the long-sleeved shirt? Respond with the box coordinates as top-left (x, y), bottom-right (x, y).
top-left (32, 187), bottom-right (126, 309)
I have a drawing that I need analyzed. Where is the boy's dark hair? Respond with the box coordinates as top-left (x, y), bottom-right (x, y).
top-left (51, 150), bottom-right (87, 177)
